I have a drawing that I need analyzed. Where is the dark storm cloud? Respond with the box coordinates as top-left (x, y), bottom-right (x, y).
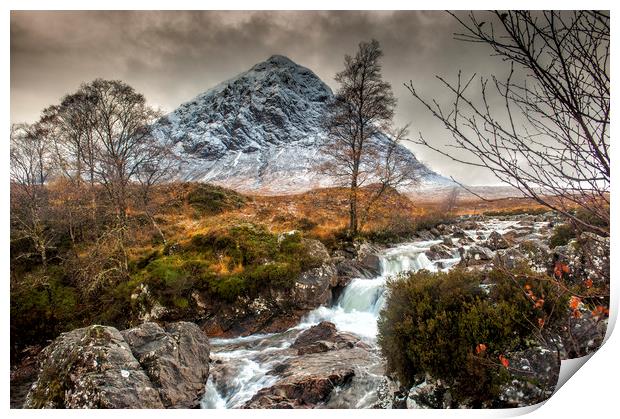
top-left (10, 11), bottom-right (509, 184)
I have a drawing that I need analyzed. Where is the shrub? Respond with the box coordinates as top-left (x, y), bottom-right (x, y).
top-left (549, 224), bottom-right (576, 248)
top-left (186, 183), bottom-right (246, 216)
top-left (377, 267), bottom-right (568, 405)
top-left (296, 217), bottom-right (318, 231)
top-left (10, 268), bottom-right (80, 354)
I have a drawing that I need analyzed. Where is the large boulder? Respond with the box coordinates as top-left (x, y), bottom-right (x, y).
top-left (242, 348), bottom-right (369, 408)
top-left (485, 231), bottom-right (511, 250)
top-left (335, 242), bottom-right (383, 280)
top-left (291, 263), bottom-right (337, 310)
top-left (291, 321), bottom-right (364, 355)
top-left (464, 245), bottom-right (494, 263)
top-left (24, 325), bottom-right (164, 408)
top-left (121, 322), bottom-right (211, 408)
top-left (425, 244), bottom-right (454, 261)
top-left (24, 322), bottom-right (211, 409)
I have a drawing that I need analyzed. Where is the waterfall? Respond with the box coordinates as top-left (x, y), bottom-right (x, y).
top-left (201, 218), bottom-right (531, 409)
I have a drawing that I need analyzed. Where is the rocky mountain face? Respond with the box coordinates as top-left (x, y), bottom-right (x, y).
top-left (153, 55), bottom-right (452, 194)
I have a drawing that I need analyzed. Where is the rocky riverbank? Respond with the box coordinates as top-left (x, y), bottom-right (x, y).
top-left (15, 212), bottom-right (610, 409)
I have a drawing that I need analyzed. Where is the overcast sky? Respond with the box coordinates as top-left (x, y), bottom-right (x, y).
top-left (11, 10), bottom-right (512, 185)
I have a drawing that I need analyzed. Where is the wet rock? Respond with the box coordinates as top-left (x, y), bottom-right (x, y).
top-left (25, 325), bottom-right (164, 408)
top-left (485, 231), bottom-right (511, 250)
top-left (458, 236), bottom-right (474, 245)
top-left (458, 220), bottom-right (480, 230)
top-left (406, 377), bottom-right (452, 409)
top-left (356, 242), bottom-right (383, 276)
top-left (335, 242), bottom-right (382, 279)
top-left (442, 236), bottom-right (453, 246)
top-left (425, 244), bottom-right (454, 261)
top-left (502, 229), bottom-right (531, 242)
top-left (451, 228), bottom-right (467, 238)
top-left (121, 322), bottom-right (210, 408)
top-left (291, 321), bottom-right (362, 355)
top-left (375, 377), bottom-right (408, 409)
top-left (243, 348), bottom-right (367, 408)
top-left (436, 224), bottom-right (449, 233)
top-left (465, 245), bottom-right (494, 262)
top-left (416, 230), bottom-right (435, 241)
top-left (292, 263), bottom-right (337, 309)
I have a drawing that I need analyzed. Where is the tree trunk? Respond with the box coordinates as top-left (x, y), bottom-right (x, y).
top-left (349, 176), bottom-right (358, 237)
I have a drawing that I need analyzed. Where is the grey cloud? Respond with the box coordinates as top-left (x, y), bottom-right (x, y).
top-left (11, 10), bottom-right (512, 184)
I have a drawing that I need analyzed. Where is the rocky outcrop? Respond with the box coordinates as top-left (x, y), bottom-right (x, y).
top-left (406, 378), bottom-right (453, 409)
top-left (335, 242), bottom-right (383, 280)
top-left (199, 238), bottom-right (342, 338)
top-left (24, 322), bottom-right (210, 409)
top-left (485, 231), bottom-right (511, 250)
top-left (459, 245), bottom-right (494, 267)
top-left (291, 321), bottom-right (366, 355)
top-left (498, 345), bottom-right (560, 407)
top-left (121, 322), bottom-right (211, 408)
top-left (552, 232), bottom-right (610, 286)
top-left (402, 343), bottom-right (560, 409)
top-left (25, 325), bottom-right (164, 408)
top-left (243, 347), bottom-right (370, 408)
top-left (425, 244), bottom-right (454, 261)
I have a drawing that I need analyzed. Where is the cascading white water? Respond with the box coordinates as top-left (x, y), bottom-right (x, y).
top-left (201, 218), bottom-right (527, 408)
top-left (202, 240), bottom-right (445, 408)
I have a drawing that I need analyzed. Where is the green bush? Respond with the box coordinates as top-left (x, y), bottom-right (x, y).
top-left (187, 183), bottom-right (246, 216)
top-left (377, 267), bottom-right (568, 405)
top-left (549, 224), bottom-right (576, 248)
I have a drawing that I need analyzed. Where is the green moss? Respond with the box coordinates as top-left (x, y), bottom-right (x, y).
top-left (127, 223), bottom-right (319, 309)
top-left (10, 268), bottom-right (80, 351)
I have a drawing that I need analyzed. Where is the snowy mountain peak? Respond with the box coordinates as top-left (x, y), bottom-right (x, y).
top-left (153, 56), bottom-right (452, 194)
top-left (256, 54), bottom-right (297, 68)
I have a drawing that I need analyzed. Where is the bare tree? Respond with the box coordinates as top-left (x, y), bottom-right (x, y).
top-left (323, 39), bottom-right (416, 236)
top-left (76, 79), bottom-right (162, 229)
top-left (441, 187), bottom-right (460, 217)
top-left (134, 138), bottom-right (180, 245)
top-left (406, 11), bottom-right (609, 235)
top-left (10, 123), bottom-right (55, 268)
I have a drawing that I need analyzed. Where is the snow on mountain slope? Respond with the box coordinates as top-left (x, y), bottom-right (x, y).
top-left (153, 55), bottom-right (453, 194)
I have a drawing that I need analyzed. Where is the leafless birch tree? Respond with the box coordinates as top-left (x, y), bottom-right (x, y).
top-left (324, 39), bottom-right (417, 236)
top-left (406, 11), bottom-right (609, 235)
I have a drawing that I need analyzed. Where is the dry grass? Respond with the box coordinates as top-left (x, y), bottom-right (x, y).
top-left (135, 183), bottom-right (550, 252)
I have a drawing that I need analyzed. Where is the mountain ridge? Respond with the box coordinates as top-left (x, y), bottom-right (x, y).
top-left (153, 55), bottom-right (453, 194)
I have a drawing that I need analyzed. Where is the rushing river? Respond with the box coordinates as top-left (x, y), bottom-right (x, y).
top-left (201, 220), bottom-right (523, 409)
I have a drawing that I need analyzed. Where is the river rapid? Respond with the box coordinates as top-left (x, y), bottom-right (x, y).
top-left (201, 219), bottom-right (523, 408)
